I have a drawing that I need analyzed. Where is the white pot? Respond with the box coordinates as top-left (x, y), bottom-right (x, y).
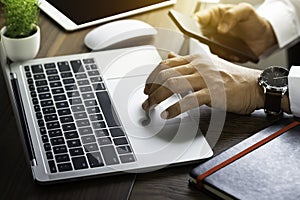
top-left (0, 26), bottom-right (40, 62)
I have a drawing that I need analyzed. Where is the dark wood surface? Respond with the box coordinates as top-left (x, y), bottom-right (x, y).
top-left (0, 1), bottom-right (280, 199)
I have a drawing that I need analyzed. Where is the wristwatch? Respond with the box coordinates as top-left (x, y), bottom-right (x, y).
top-left (258, 66), bottom-right (289, 115)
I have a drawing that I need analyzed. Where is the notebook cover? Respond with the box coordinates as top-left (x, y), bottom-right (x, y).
top-left (190, 118), bottom-right (300, 199)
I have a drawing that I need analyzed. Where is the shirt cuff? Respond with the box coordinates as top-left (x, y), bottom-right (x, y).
top-left (257, 0), bottom-right (299, 48)
top-left (288, 66), bottom-right (300, 117)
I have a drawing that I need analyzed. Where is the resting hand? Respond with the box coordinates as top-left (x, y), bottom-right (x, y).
top-left (195, 3), bottom-right (277, 62)
top-left (142, 53), bottom-right (265, 119)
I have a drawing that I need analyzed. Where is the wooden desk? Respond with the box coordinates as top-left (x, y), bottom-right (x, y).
top-left (0, 1), bottom-right (278, 199)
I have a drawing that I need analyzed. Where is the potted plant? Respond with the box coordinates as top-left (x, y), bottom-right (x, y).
top-left (0, 0), bottom-right (40, 62)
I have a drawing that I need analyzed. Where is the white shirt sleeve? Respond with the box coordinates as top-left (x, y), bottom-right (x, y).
top-left (288, 66), bottom-right (300, 117)
top-left (257, 0), bottom-right (300, 48)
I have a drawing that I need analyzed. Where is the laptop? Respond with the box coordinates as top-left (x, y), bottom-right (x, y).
top-left (39, 0), bottom-right (176, 31)
top-left (0, 42), bottom-right (213, 183)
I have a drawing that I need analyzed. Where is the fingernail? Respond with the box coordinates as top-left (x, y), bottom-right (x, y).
top-left (161, 111), bottom-right (169, 119)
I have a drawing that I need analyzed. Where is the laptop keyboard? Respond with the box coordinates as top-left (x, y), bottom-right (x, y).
top-left (24, 58), bottom-right (136, 173)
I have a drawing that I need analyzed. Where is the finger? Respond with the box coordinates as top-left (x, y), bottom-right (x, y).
top-left (147, 64), bottom-right (195, 95)
top-left (209, 44), bottom-right (249, 63)
top-left (162, 89), bottom-right (211, 119)
top-left (218, 3), bottom-right (255, 33)
top-left (143, 73), bottom-right (207, 111)
top-left (144, 56), bottom-right (190, 95)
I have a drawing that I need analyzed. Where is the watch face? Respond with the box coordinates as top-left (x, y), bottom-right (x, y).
top-left (260, 66), bottom-right (289, 89)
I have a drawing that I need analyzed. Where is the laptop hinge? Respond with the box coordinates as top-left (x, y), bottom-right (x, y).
top-left (10, 73), bottom-right (37, 166)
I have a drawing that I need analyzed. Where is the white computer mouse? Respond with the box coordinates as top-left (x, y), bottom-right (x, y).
top-left (84, 19), bottom-right (157, 51)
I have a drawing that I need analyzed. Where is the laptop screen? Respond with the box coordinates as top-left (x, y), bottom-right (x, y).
top-left (40, 0), bottom-right (176, 30)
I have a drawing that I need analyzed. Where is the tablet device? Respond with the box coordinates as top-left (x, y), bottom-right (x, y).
top-left (168, 9), bottom-right (259, 63)
top-left (38, 0), bottom-right (176, 31)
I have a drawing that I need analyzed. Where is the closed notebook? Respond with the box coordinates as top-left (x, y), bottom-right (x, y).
top-left (189, 118), bottom-right (300, 200)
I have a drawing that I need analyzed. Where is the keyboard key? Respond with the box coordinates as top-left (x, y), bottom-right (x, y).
top-left (58, 108), bottom-right (71, 116)
top-left (95, 129), bottom-right (109, 137)
top-left (69, 147), bottom-right (84, 156)
top-left (89, 114), bottom-right (103, 121)
top-left (37, 86), bottom-right (50, 93)
top-left (38, 119), bottom-right (44, 127)
top-left (88, 70), bottom-right (100, 77)
top-left (27, 78), bottom-right (34, 84)
top-left (75, 73), bottom-right (87, 80)
top-left (80, 86), bottom-right (92, 93)
top-left (61, 72), bottom-right (73, 78)
top-left (67, 91), bottom-right (80, 98)
top-left (74, 112), bottom-right (88, 119)
top-left (44, 143), bottom-right (51, 151)
top-left (100, 146), bottom-right (119, 165)
top-left (29, 85), bottom-right (35, 91)
top-left (116, 145), bottom-right (132, 154)
top-left (48, 75), bottom-right (60, 82)
top-left (65, 84), bottom-right (77, 91)
top-left (64, 131), bottom-right (79, 139)
top-left (71, 105), bottom-right (85, 112)
top-left (90, 64), bottom-right (97, 70)
top-left (70, 60), bottom-right (84, 73)
top-left (119, 154), bottom-right (135, 163)
top-left (78, 127), bottom-right (93, 135)
top-left (35, 80), bottom-right (48, 87)
top-left (48, 129), bottom-right (62, 137)
top-left (83, 58), bottom-right (95, 64)
top-left (90, 77), bottom-right (102, 83)
top-left (33, 74), bottom-right (46, 80)
top-left (69, 98), bottom-right (82, 105)
top-left (87, 152), bottom-right (104, 168)
top-left (86, 107), bottom-right (100, 114)
top-left (72, 156), bottom-right (88, 170)
top-left (31, 91), bottom-right (37, 98)
top-left (93, 83), bottom-right (106, 91)
top-left (110, 128), bottom-right (125, 137)
top-left (46, 121), bottom-right (60, 130)
top-left (43, 106), bottom-right (56, 114)
top-left (41, 99), bottom-right (54, 107)
top-left (113, 137), bottom-right (128, 146)
top-left (63, 78), bottom-right (75, 85)
top-left (56, 101), bottom-right (69, 109)
top-left (36, 112), bottom-right (43, 120)
top-left (31, 64), bottom-right (43, 73)
top-left (50, 81), bottom-right (62, 88)
top-left (60, 116), bottom-right (74, 124)
top-left (84, 143), bottom-right (99, 152)
top-left (44, 114), bottom-right (58, 122)
top-left (55, 154), bottom-right (70, 163)
top-left (53, 145), bottom-right (67, 154)
top-left (48, 160), bottom-right (57, 173)
top-left (57, 163), bottom-right (72, 172)
top-left (44, 63), bottom-right (56, 69)
top-left (98, 137), bottom-right (112, 145)
top-left (46, 69), bottom-right (58, 75)
top-left (81, 135), bottom-right (96, 144)
top-left (50, 137), bottom-right (65, 146)
top-left (84, 100), bottom-right (97, 107)
top-left (54, 94), bottom-right (67, 101)
top-left (34, 105), bottom-right (41, 112)
top-left (62, 123), bottom-right (76, 131)
top-left (39, 93), bottom-right (51, 100)
top-left (52, 88), bottom-right (64, 94)
top-left (76, 119), bottom-right (90, 127)
top-left (32, 98), bottom-right (39, 105)
top-left (26, 72), bottom-right (32, 78)
top-left (82, 93), bottom-right (94, 100)
top-left (92, 121), bottom-right (106, 129)
top-left (77, 79), bottom-right (89, 86)
top-left (67, 139), bottom-right (81, 148)
top-left (40, 127), bottom-right (46, 135)
top-left (96, 91), bottom-right (120, 127)
top-left (57, 61), bottom-right (71, 72)
top-left (42, 135), bottom-right (49, 143)
top-left (24, 65), bottom-right (30, 71)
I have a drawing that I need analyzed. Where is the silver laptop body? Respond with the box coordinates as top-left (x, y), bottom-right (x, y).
top-left (1, 43), bottom-right (213, 183)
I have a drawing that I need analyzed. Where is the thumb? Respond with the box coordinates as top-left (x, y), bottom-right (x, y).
top-left (217, 3), bottom-right (255, 34)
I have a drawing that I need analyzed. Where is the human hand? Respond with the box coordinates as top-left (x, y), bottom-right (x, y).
top-left (195, 3), bottom-right (277, 62)
top-left (142, 53), bottom-right (265, 119)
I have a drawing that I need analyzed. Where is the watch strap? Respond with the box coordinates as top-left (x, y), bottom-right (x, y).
top-left (264, 90), bottom-right (282, 115)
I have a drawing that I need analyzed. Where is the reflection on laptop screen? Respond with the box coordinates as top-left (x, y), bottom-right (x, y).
top-left (39, 0), bottom-right (176, 31)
